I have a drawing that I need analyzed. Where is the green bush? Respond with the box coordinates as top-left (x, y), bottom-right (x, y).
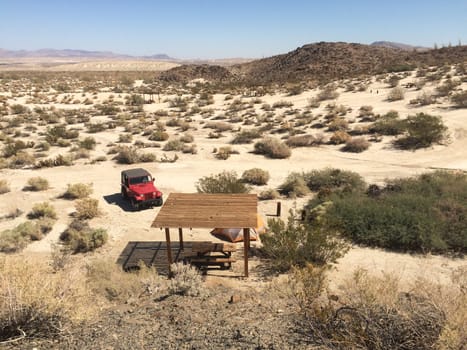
top-left (319, 171), bottom-right (467, 253)
top-left (261, 210), bottom-right (349, 272)
top-left (196, 171), bottom-right (251, 193)
top-left (394, 113), bottom-right (448, 149)
top-left (241, 168), bottom-right (270, 185)
top-left (63, 183), bottom-right (93, 199)
top-left (370, 111), bottom-right (405, 135)
top-left (24, 177), bottom-right (49, 191)
top-left (0, 219), bottom-right (55, 252)
top-left (304, 168), bottom-right (366, 193)
top-left (254, 137), bottom-right (291, 159)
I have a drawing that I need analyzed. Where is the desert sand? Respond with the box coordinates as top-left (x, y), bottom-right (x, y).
top-left (0, 67), bottom-right (465, 290)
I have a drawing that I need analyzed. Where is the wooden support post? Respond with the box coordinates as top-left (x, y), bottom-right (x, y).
top-left (276, 201), bottom-right (281, 217)
top-left (178, 228), bottom-right (184, 250)
top-left (243, 228), bottom-right (250, 278)
top-left (165, 228), bottom-right (173, 275)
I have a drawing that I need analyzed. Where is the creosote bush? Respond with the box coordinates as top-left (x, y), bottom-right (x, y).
top-left (261, 210), bottom-right (348, 272)
top-left (394, 113), bottom-right (448, 149)
top-left (74, 198), bottom-right (100, 220)
top-left (60, 219), bottom-right (108, 253)
top-left (241, 168), bottom-right (270, 185)
top-left (63, 183), bottom-right (93, 199)
top-left (254, 137), bottom-right (291, 159)
top-left (341, 137), bottom-right (370, 153)
top-left (25, 177), bottom-right (49, 191)
top-left (196, 171), bottom-right (251, 194)
top-left (27, 202), bottom-right (57, 220)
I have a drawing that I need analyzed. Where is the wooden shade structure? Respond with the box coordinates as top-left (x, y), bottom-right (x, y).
top-left (151, 193), bottom-right (258, 277)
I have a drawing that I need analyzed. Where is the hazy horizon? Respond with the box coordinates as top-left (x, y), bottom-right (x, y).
top-left (1, 0), bottom-right (466, 60)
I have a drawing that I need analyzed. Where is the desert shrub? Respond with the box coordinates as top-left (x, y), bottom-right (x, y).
top-left (278, 173), bottom-right (310, 198)
top-left (63, 183), bottom-right (93, 199)
top-left (327, 118), bottom-right (348, 131)
top-left (179, 133), bottom-right (194, 143)
top-left (329, 130), bottom-right (351, 144)
top-left (0, 180), bottom-right (11, 194)
top-left (149, 130), bottom-right (169, 141)
top-left (254, 137), bottom-right (291, 159)
top-left (74, 198), bottom-right (100, 220)
top-left (387, 87), bottom-right (405, 101)
top-left (304, 168), bottom-right (366, 193)
top-left (286, 134), bottom-right (320, 148)
top-left (168, 262), bottom-right (204, 297)
top-left (9, 103), bottom-right (30, 114)
top-left (60, 220), bottom-right (107, 253)
top-left (0, 218), bottom-right (55, 252)
top-left (317, 85), bottom-right (339, 101)
top-left (261, 211), bottom-right (348, 272)
top-left (320, 171), bottom-right (467, 253)
top-left (196, 171), bottom-right (251, 194)
top-left (113, 146), bottom-right (140, 164)
top-left (341, 137), bottom-right (370, 153)
top-left (118, 133), bottom-right (133, 143)
top-left (394, 113), bottom-right (448, 149)
top-left (28, 202), bottom-right (57, 220)
top-left (163, 139), bottom-right (184, 151)
top-left (370, 111), bottom-right (405, 135)
top-left (24, 177), bottom-right (49, 191)
top-left (214, 146), bottom-right (233, 160)
top-left (35, 154), bottom-right (74, 168)
top-left (86, 122), bottom-right (106, 133)
top-left (451, 90), bottom-right (467, 108)
top-left (231, 129), bottom-right (262, 144)
top-left (387, 74), bottom-right (400, 87)
top-left (241, 168), bottom-right (270, 185)
top-left (138, 152), bottom-right (157, 162)
top-left (79, 136), bottom-right (96, 150)
top-left (258, 188), bottom-right (280, 200)
top-left (272, 100), bottom-right (293, 108)
top-left (435, 79), bottom-right (460, 97)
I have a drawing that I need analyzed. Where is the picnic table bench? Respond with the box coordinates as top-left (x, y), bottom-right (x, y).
top-left (186, 241), bottom-right (237, 269)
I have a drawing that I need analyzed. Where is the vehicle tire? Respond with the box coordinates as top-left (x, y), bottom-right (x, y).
top-left (157, 198), bottom-right (164, 207)
top-left (130, 198), bottom-right (139, 211)
top-left (121, 186), bottom-right (128, 199)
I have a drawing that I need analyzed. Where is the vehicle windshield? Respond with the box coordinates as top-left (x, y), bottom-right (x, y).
top-left (129, 176), bottom-right (150, 185)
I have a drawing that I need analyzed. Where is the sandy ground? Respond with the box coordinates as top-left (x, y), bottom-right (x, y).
top-left (0, 68), bottom-right (466, 289)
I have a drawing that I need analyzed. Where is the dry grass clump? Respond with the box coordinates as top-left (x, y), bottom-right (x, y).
top-left (149, 130), bottom-right (169, 141)
top-left (168, 262), bottom-right (205, 297)
top-left (204, 121), bottom-right (233, 132)
top-left (36, 154), bottom-right (74, 168)
top-left (451, 90), bottom-right (467, 108)
top-left (163, 139), bottom-right (184, 151)
top-left (0, 257), bottom-right (92, 342)
top-left (0, 220), bottom-right (53, 253)
top-left (341, 137), bottom-right (370, 153)
top-left (112, 146), bottom-right (141, 164)
top-left (62, 183), bottom-right (93, 199)
top-left (86, 259), bottom-right (165, 302)
top-left (241, 168), bottom-right (270, 185)
top-left (286, 266), bottom-right (457, 349)
top-left (0, 180), bottom-right (10, 194)
top-left (24, 176), bottom-right (49, 191)
top-left (254, 137), bottom-right (292, 159)
top-left (231, 128), bottom-right (262, 144)
top-left (327, 118), bottom-right (349, 132)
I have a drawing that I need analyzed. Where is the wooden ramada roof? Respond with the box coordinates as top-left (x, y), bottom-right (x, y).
top-left (151, 193), bottom-right (258, 229)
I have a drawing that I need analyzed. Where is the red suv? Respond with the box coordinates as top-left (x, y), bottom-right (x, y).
top-left (121, 168), bottom-right (163, 210)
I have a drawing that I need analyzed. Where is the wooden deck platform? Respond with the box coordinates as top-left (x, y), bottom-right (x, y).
top-left (117, 241), bottom-right (239, 275)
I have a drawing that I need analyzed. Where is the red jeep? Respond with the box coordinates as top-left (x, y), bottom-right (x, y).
top-left (121, 168), bottom-right (163, 210)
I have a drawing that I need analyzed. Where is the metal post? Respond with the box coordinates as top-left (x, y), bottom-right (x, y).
top-left (243, 228), bottom-right (250, 277)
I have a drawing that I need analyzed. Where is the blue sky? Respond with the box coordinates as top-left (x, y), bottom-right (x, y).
top-left (1, 0), bottom-right (465, 59)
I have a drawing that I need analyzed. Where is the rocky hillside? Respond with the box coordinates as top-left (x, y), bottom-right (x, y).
top-left (159, 42), bottom-right (467, 84)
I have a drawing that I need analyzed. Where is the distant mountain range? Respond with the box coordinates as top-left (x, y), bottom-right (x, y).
top-left (0, 48), bottom-right (175, 60)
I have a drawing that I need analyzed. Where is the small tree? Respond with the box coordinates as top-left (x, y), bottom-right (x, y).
top-left (395, 113), bottom-right (448, 149)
